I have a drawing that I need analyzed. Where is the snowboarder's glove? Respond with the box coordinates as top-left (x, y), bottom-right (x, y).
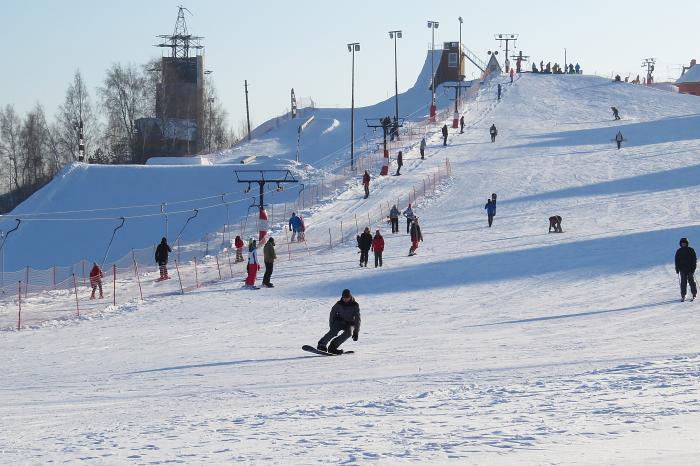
top-left (352, 333), bottom-right (358, 341)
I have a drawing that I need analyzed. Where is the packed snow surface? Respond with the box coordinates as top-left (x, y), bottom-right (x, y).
top-left (3, 73), bottom-right (700, 464)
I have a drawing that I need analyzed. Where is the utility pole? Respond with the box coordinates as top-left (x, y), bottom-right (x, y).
top-left (494, 33), bottom-right (518, 73)
top-left (641, 58), bottom-right (656, 85)
top-left (244, 80), bottom-right (252, 142)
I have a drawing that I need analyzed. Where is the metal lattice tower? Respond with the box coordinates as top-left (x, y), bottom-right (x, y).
top-left (156, 6), bottom-right (204, 58)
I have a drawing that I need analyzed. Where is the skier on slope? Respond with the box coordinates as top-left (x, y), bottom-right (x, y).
top-left (234, 235), bottom-right (245, 263)
top-left (441, 124), bottom-right (449, 146)
top-left (611, 107), bottom-right (621, 120)
top-left (316, 288), bottom-right (361, 355)
top-left (289, 213), bottom-right (303, 242)
top-left (89, 262), bottom-right (104, 299)
top-left (395, 150), bottom-right (403, 176)
top-left (362, 170), bottom-right (371, 199)
top-left (408, 217), bottom-right (423, 256)
top-left (490, 124), bottom-right (498, 143)
top-left (244, 239), bottom-right (260, 289)
top-left (372, 229), bottom-right (385, 268)
top-left (675, 237), bottom-right (697, 302)
top-left (615, 130), bottom-right (624, 150)
top-left (420, 137), bottom-right (426, 159)
top-left (155, 237), bottom-right (172, 280)
top-left (389, 204), bottom-right (400, 234)
top-left (460, 115), bottom-right (465, 134)
top-left (262, 237), bottom-right (276, 288)
top-left (403, 203), bottom-right (415, 234)
top-left (357, 227), bottom-right (373, 267)
top-left (485, 198), bottom-right (496, 227)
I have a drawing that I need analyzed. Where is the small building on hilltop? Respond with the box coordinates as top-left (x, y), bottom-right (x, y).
top-left (676, 59), bottom-right (700, 96)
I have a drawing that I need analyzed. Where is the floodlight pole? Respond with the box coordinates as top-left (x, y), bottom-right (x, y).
top-left (427, 21), bottom-right (439, 122)
top-left (348, 43), bottom-right (360, 171)
top-left (389, 30), bottom-right (402, 129)
top-left (458, 16), bottom-right (463, 108)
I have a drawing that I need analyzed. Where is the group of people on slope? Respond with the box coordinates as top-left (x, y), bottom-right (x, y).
top-left (288, 212), bottom-right (306, 242)
top-left (531, 61), bottom-right (581, 75)
top-left (242, 236), bottom-right (277, 289)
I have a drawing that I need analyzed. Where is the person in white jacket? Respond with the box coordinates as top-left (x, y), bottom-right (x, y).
top-left (403, 204), bottom-right (415, 234)
top-left (244, 239), bottom-right (260, 289)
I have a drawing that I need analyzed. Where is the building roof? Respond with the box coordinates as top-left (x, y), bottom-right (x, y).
top-left (676, 64), bottom-right (700, 84)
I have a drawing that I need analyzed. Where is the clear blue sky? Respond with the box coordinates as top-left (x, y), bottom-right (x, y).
top-left (2, 0), bottom-right (699, 134)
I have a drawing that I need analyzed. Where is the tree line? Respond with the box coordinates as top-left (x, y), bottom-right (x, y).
top-left (0, 60), bottom-right (237, 213)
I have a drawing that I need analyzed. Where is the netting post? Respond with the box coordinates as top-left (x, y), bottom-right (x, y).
top-left (25, 266), bottom-right (29, 298)
top-left (340, 221), bottom-right (344, 243)
top-left (82, 259), bottom-right (86, 287)
top-left (17, 281), bottom-right (21, 331)
top-left (174, 260), bottom-right (184, 294)
top-left (53, 266), bottom-right (56, 290)
top-left (328, 228), bottom-right (332, 249)
top-left (194, 257), bottom-right (200, 288)
top-left (112, 264), bottom-right (116, 306)
top-left (423, 178), bottom-right (426, 196)
top-left (367, 212), bottom-right (371, 230)
top-left (215, 255), bottom-right (222, 280)
top-left (284, 226), bottom-right (291, 260)
top-left (72, 273), bottom-right (80, 317)
top-left (354, 214), bottom-right (359, 236)
top-left (133, 255), bottom-right (143, 302)
top-left (413, 186), bottom-right (417, 203)
top-left (227, 248), bottom-right (233, 278)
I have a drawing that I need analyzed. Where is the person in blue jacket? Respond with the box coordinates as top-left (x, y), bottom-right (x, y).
top-left (289, 212), bottom-right (303, 242)
top-left (485, 198), bottom-right (496, 227)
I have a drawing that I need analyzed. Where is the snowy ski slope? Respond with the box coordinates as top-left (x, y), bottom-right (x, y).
top-left (2, 73), bottom-right (700, 464)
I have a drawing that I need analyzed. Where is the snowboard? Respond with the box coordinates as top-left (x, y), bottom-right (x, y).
top-left (155, 276), bottom-right (171, 282)
top-left (302, 345), bottom-right (354, 356)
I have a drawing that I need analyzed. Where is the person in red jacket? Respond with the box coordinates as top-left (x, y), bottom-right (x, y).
top-left (234, 235), bottom-right (244, 263)
top-left (89, 262), bottom-right (104, 299)
top-left (371, 230), bottom-right (385, 268)
top-left (362, 171), bottom-right (370, 199)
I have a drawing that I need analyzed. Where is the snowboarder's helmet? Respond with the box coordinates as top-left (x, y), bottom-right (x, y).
top-left (341, 289), bottom-right (352, 299)
top-left (680, 237), bottom-right (689, 246)
top-left (268, 237), bottom-right (274, 244)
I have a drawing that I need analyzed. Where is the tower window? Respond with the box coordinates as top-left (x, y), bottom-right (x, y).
top-left (448, 52), bottom-right (458, 67)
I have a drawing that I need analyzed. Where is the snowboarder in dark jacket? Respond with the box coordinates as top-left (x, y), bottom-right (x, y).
top-left (155, 237), bottom-right (172, 279)
top-left (317, 288), bottom-right (361, 354)
top-left (357, 227), bottom-right (373, 267)
top-left (490, 124), bottom-right (498, 142)
top-left (675, 237), bottom-right (697, 301)
top-left (459, 116), bottom-right (465, 133)
top-left (485, 199), bottom-right (496, 227)
top-left (441, 124), bottom-right (448, 146)
top-left (362, 171), bottom-right (371, 198)
top-left (611, 107), bottom-right (620, 120)
top-left (395, 150), bottom-right (403, 176)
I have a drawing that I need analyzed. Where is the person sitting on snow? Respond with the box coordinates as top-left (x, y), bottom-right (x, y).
top-left (548, 215), bottom-right (563, 233)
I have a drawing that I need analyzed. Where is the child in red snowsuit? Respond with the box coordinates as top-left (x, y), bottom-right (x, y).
top-left (245, 240), bottom-right (260, 288)
top-left (234, 235), bottom-right (244, 263)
